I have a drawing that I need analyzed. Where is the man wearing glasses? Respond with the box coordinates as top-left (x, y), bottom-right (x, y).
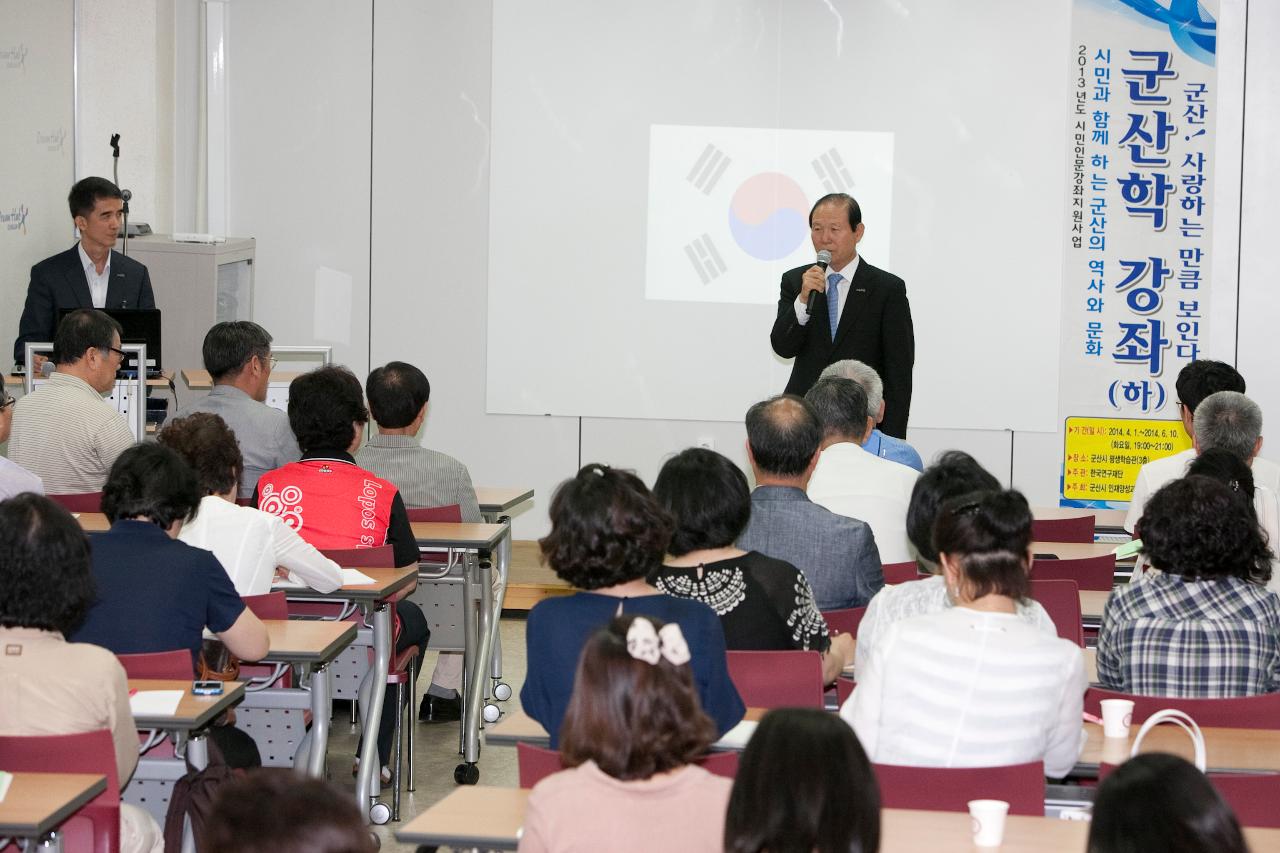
top-left (7, 309), bottom-right (135, 494)
top-left (171, 321), bottom-right (300, 498)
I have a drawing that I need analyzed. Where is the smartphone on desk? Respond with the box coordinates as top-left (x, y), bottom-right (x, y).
top-left (193, 680), bottom-right (224, 696)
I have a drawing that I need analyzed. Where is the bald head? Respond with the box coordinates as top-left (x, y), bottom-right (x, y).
top-left (745, 395), bottom-right (822, 479)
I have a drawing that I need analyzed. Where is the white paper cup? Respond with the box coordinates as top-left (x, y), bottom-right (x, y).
top-left (1100, 699), bottom-right (1135, 739)
top-left (968, 799), bottom-right (1010, 847)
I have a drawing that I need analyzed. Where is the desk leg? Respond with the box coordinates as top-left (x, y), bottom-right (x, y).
top-left (456, 552), bottom-right (482, 783)
top-left (32, 832), bottom-right (64, 852)
top-left (356, 602), bottom-right (392, 819)
top-left (457, 523), bottom-right (510, 783)
top-left (489, 518), bottom-right (511, 683)
top-left (179, 735), bottom-right (210, 853)
top-left (307, 663), bottom-right (331, 778)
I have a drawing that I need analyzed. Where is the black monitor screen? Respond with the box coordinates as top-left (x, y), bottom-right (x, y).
top-left (57, 308), bottom-right (162, 373)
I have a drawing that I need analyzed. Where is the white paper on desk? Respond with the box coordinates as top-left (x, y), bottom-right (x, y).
top-left (130, 690), bottom-right (183, 716)
top-left (271, 578), bottom-right (308, 590)
top-left (712, 719), bottom-right (757, 750)
top-left (340, 569), bottom-right (376, 585)
top-left (0, 770), bottom-right (12, 802)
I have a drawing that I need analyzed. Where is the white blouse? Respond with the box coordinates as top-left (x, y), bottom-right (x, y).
top-left (179, 494), bottom-right (343, 595)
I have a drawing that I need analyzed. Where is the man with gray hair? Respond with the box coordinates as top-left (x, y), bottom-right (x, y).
top-left (804, 377), bottom-right (919, 563)
top-left (1194, 391), bottom-right (1264, 461)
top-left (820, 359), bottom-right (923, 472)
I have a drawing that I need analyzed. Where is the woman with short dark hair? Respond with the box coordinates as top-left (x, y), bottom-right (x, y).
top-left (1098, 475), bottom-right (1280, 696)
top-left (205, 770), bottom-right (375, 853)
top-left (519, 615), bottom-right (730, 853)
top-left (521, 464), bottom-right (744, 748)
top-left (724, 708), bottom-right (880, 853)
top-left (841, 489), bottom-right (1086, 777)
top-left (649, 448), bottom-right (852, 684)
top-left (1087, 754), bottom-right (1247, 853)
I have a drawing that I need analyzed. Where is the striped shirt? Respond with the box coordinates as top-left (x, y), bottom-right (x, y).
top-left (1096, 572), bottom-right (1280, 697)
top-left (7, 372), bottom-right (134, 494)
top-left (842, 606), bottom-right (1086, 778)
top-left (356, 434), bottom-right (482, 521)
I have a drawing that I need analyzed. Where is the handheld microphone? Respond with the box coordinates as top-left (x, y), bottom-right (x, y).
top-left (40, 360), bottom-right (54, 378)
top-left (806, 249), bottom-right (833, 314)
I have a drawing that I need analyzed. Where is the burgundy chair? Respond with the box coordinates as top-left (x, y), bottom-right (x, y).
top-left (243, 591), bottom-right (289, 620)
top-left (1031, 515), bottom-right (1095, 543)
top-left (405, 505), bottom-right (462, 523)
top-left (873, 761), bottom-right (1045, 816)
top-left (882, 561), bottom-right (923, 584)
top-left (516, 742), bottom-right (739, 788)
top-left (1030, 554), bottom-right (1116, 591)
top-left (1084, 688), bottom-right (1280, 729)
top-left (821, 607), bottom-right (866, 639)
top-left (235, 496), bottom-right (254, 506)
top-left (117, 649), bottom-right (191, 679)
top-left (0, 730), bottom-right (121, 853)
top-left (835, 676), bottom-right (855, 706)
top-left (1098, 763), bottom-right (1280, 828)
top-left (47, 491), bottom-right (103, 513)
top-left (725, 650), bottom-right (825, 709)
top-left (1027, 579), bottom-right (1085, 647)
top-left (320, 544), bottom-right (396, 568)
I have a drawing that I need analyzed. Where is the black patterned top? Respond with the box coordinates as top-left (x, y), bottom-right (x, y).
top-left (649, 551), bottom-right (831, 653)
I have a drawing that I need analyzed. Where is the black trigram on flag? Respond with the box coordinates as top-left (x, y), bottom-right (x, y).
top-left (812, 147), bottom-right (855, 193)
top-left (683, 234), bottom-right (728, 284)
top-left (686, 144), bottom-right (732, 195)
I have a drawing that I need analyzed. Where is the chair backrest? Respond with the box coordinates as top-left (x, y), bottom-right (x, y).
top-left (1084, 688), bottom-right (1280, 729)
top-left (1031, 515), bottom-right (1095, 543)
top-left (874, 761), bottom-right (1045, 816)
top-left (516, 742), bottom-right (739, 788)
top-left (405, 505), bottom-right (463, 522)
top-left (47, 491), bottom-right (103, 513)
top-left (725, 650), bottom-right (825, 709)
top-left (1027, 579), bottom-right (1085, 647)
top-left (1030, 554), bottom-right (1116, 591)
top-left (242, 591), bottom-right (289, 620)
top-left (821, 607), bottom-right (866, 639)
top-left (0, 730), bottom-right (121, 853)
top-left (320, 544), bottom-right (395, 568)
top-left (882, 561), bottom-right (922, 585)
top-left (117, 649), bottom-right (193, 679)
top-left (234, 496), bottom-right (254, 506)
top-left (1098, 763), bottom-right (1280, 828)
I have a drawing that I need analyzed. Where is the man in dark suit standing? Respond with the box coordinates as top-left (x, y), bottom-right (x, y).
top-left (770, 193), bottom-right (914, 438)
top-left (13, 177), bottom-right (154, 368)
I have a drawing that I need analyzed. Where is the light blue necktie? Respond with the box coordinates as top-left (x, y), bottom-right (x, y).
top-left (827, 273), bottom-right (842, 341)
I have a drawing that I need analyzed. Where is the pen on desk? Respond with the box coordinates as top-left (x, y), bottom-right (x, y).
top-left (1083, 711), bottom-right (1104, 725)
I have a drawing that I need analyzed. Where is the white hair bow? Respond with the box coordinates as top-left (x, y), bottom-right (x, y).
top-left (625, 617), bottom-right (691, 666)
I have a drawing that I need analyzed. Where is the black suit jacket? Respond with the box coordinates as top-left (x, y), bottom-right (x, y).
top-left (770, 257), bottom-right (914, 438)
top-left (13, 245), bottom-right (154, 364)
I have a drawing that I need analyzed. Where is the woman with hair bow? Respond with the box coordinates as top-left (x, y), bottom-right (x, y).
top-left (518, 615), bottom-right (733, 853)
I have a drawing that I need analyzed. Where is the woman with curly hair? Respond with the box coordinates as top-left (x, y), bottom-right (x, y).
top-left (521, 464), bottom-right (744, 748)
top-left (1097, 475), bottom-right (1280, 696)
top-left (519, 615), bottom-right (732, 853)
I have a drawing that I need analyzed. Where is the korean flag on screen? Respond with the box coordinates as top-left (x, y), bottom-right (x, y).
top-left (644, 124), bottom-right (894, 306)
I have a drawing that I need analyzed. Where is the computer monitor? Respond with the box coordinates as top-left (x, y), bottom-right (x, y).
top-left (57, 308), bottom-right (162, 375)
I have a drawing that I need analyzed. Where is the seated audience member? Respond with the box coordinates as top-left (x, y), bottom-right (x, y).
top-left (356, 360), bottom-right (480, 722)
top-left (519, 615), bottom-right (732, 853)
top-left (842, 489), bottom-right (1086, 778)
top-left (0, 390), bottom-right (42, 498)
top-left (204, 770), bottom-right (375, 853)
top-left (854, 451), bottom-right (1055, 673)
top-left (1187, 447), bottom-right (1280, 593)
top-left (172, 321), bottom-right (299, 498)
top-left (521, 464), bottom-right (744, 748)
top-left (1087, 754), bottom-right (1247, 853)
top-left (820, 358), bottom-right (923, 471)
top-left (737, 395), bottom-right (883, 610)
top-left (1097, 475), bottom-right (1280, 696)
top-left (1124, 360), bottom-right (1280, 533)
top-left (805, 376), bottom-right (919, 563)
top-left (724, 708), bottom-right (880, 853)
top-left (8, 308), bottom-right (134, 494)
top-left (256, 365), bottom-right (428, 779)
top-left (158, 413), bottom-right (342, 595)
top-left (0, 494), bottom-right (163, 853)
top-left (649, 447), bottom-right (852, 684)
top-left (69, 442), bottom-right (269, 665)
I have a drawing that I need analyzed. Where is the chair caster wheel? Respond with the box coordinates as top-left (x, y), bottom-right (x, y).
top-left (483, 703), bottom-right (502, 723)
top-left (492, 681), bottom-right (512, 701)
top-left (369, 830), bottom-right (383, 849)
top-left (454, 762), bottom-right (480, 785)
top-left (370, 801), bottom-right (391, 824)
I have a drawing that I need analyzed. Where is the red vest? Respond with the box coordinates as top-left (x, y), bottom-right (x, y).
top-left (258, 458), bottom-right (397, 551)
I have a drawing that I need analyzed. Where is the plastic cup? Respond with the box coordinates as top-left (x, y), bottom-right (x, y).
top-left (1100, 699), bottom-right (1135, 739)
top-left (968, 799), bottom-right (1010, 847)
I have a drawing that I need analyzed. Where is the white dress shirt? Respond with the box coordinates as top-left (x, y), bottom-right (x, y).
top-left (794, 255), bottom-right (860, 325)
top-left (807, 440), bottom-right (918, 563)
top-left (1123, 447), bottom-right (1280, 532)
top-left (179, 494), bottom-right (343, 595)
top-left (77, 242), bottom-right (110, 308)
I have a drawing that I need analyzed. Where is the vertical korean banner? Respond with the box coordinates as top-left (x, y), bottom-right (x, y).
top-left (1057, 0), bottom-right (1217, 509)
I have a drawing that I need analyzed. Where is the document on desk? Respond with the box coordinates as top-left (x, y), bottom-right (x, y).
top-left (130, 690), bottom-right (184, 717)
top-left (271, 569), bottom-right (376, 590)
top-left (713, 719), bottom-right (757, 750)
